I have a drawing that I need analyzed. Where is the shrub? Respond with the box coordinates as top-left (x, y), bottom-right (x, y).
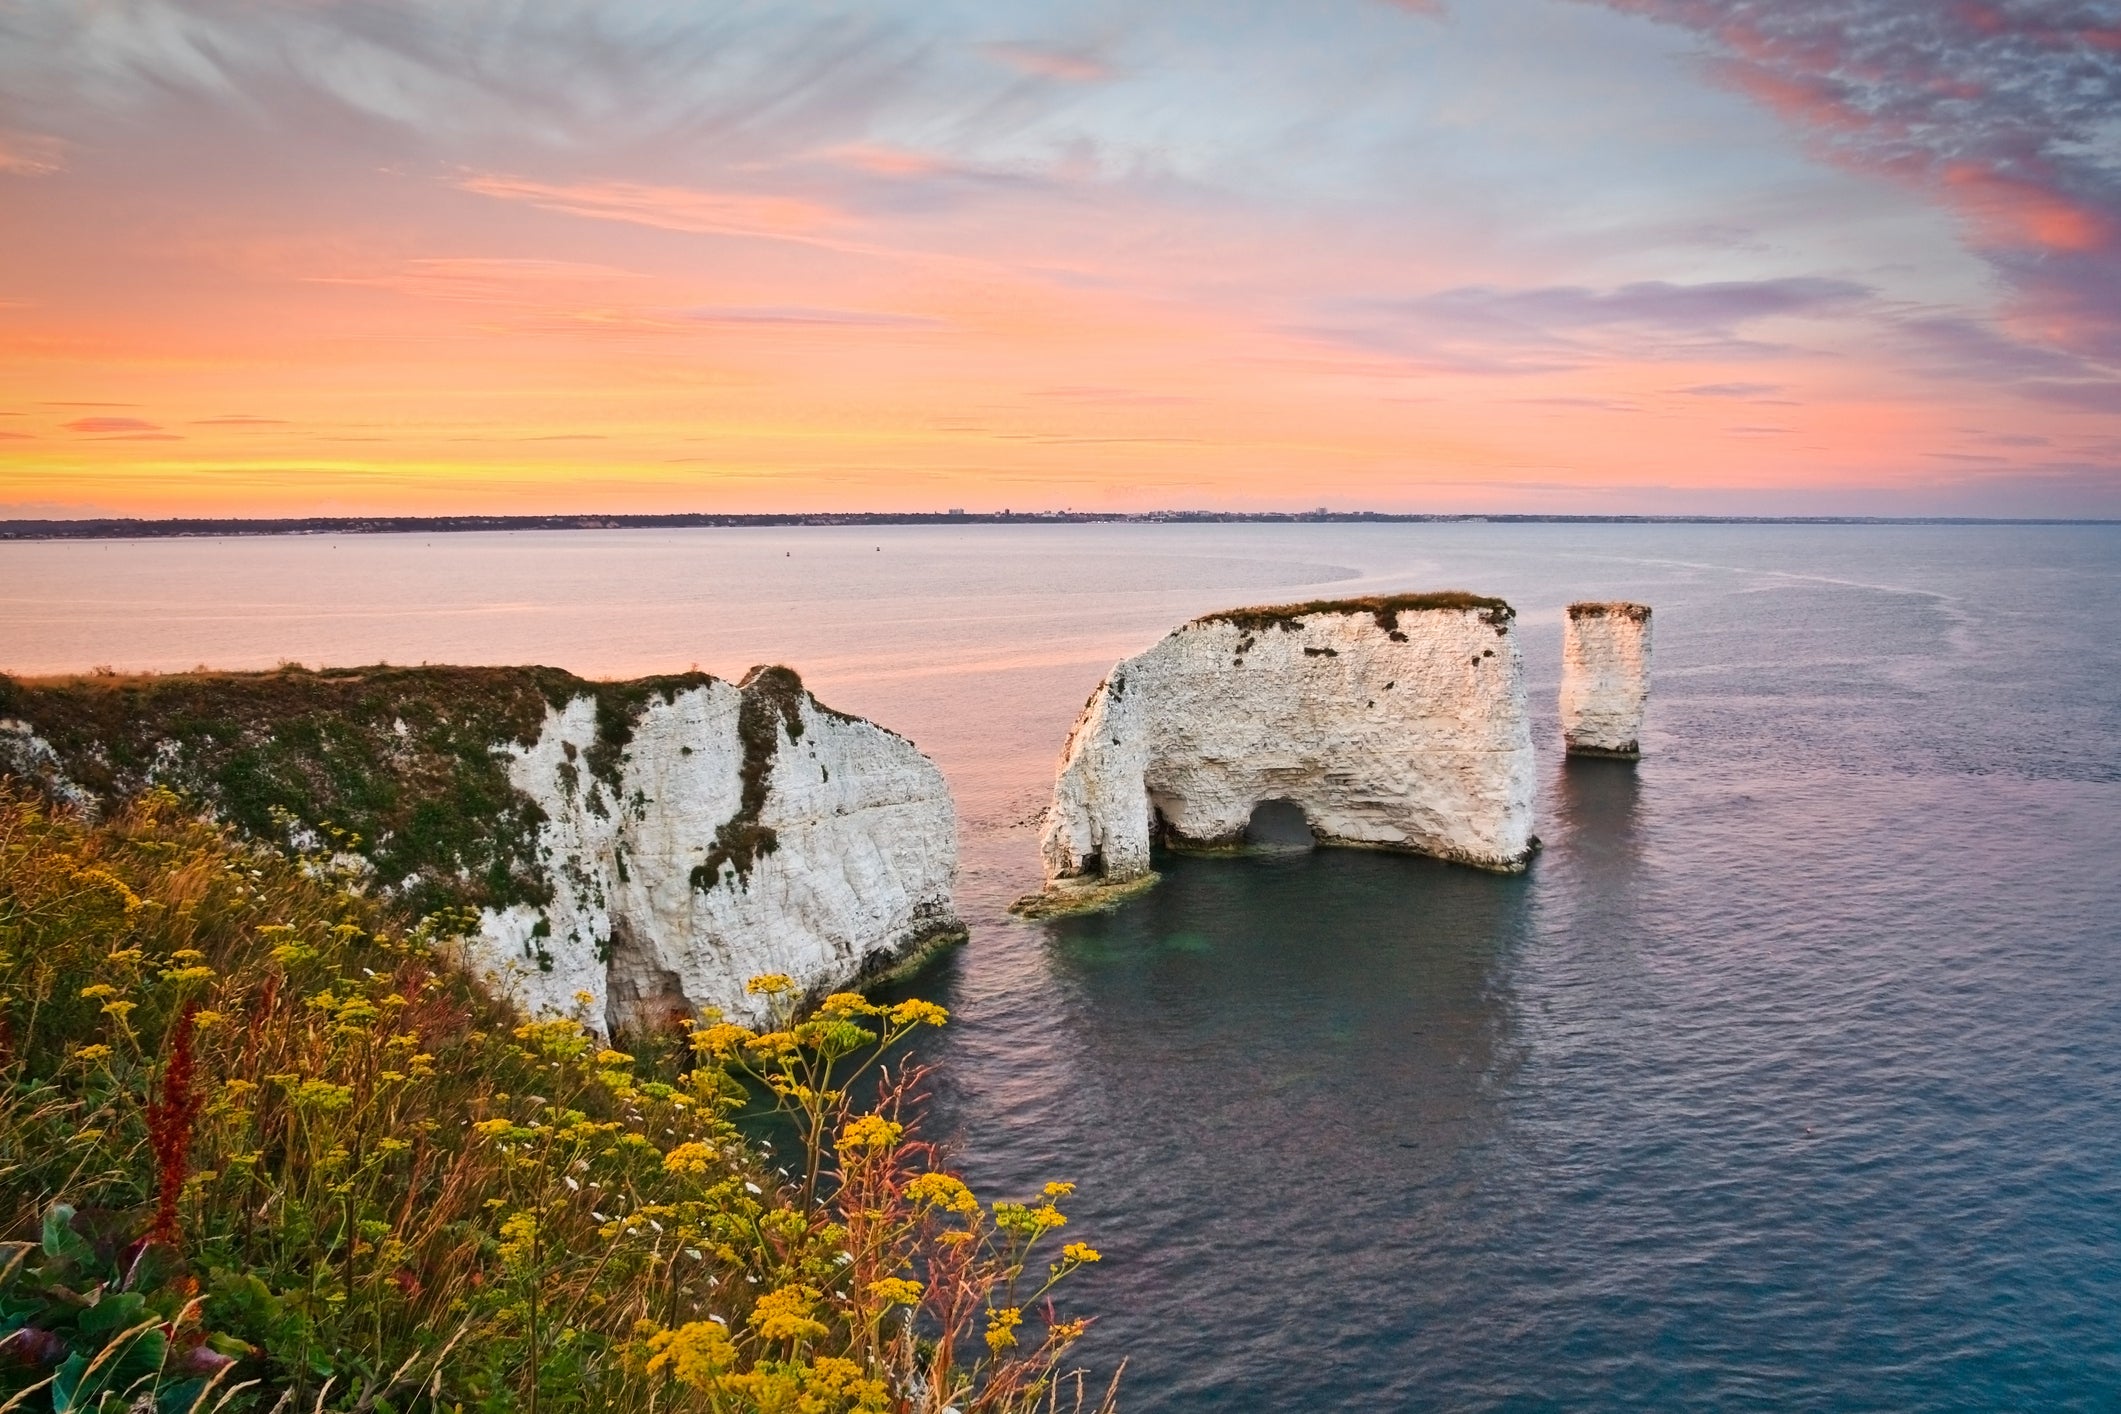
top-left (0, 789), bottom-right (1114, 1412)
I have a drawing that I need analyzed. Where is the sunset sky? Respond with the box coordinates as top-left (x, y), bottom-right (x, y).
top-left (2, 0), bottom-right (2118, 517)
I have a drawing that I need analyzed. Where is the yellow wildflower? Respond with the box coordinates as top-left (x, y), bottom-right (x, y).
top-left (801, 1356), bottom-right (890, 1410)
top-left (888, 998), bottom-right (948, 1028)
top-left (1043, 1181), bottom-right (1076, 1199)
top-left (644, 1320), bottom-right (734, 1388)
top-left (473, 1118), bottom-right (516, 1139)
top-left (78, 984), bottom-right (117, 1000)
top-left (817, 992), bottom-right (879, 1019)
top-left (837, 1115), bottom-right (903, 1153)
top-left (159, 965), bottom-right (214, 984)
top-left (867, 1277), bottom-right (923, 1307)
top-left (497, 1211), bottom-right (539, 1269)
top-left (691, 1023), bottom-right (754, 1058)
top-left (192, 1010), bottom-right (225, 1029)
top-left (75, 1044), bottom-right (112, 1063)
top-left (904, 1172), bottom-right (979, 1216)
top-left (749, 1285), bottom-right (827, 1343)
top-left (744, 973), bottom-right (796, 996)
top-left (594, 1048), bottom-right (634, 1067)
top-left (1062, 1242), bottom-right (1103, 1264)
top-left (984, 1306), bottom-right (1023, 1352)
top-left (100, 1000), bottom-right (136, 1020)
top-left (662, 1141), bottom-right (718, 1176)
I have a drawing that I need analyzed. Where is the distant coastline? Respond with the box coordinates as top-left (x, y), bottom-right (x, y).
top-left (4, 510), bottom-right (2116, 540)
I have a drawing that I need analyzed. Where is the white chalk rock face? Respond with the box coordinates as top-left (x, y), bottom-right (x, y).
top-left (473, 667), bottom-right (961, 1032)
top-left (1040, 595), bottom-right (1538, 885)
top-left (1560, 602), bottom-right (1653, 759)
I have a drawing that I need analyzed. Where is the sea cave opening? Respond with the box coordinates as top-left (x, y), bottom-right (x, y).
top-left (1243, 798), bottom-right (1316, 850)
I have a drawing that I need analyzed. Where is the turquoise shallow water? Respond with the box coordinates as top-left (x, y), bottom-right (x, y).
top-left (4, 523), bottom-right (2118, 1408)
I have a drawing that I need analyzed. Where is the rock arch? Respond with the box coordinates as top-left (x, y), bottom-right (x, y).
top-left (1032, 593), bottom-right (1537, 905)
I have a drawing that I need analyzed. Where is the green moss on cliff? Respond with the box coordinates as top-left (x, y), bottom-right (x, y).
top-left (1194, 591), bottom-right (1515, 636)
top-left (0, 664), bottom-right (714, 916)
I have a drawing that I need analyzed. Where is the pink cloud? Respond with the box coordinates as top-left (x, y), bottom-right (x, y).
top-left (981, 42), bottom-right (1113, 83)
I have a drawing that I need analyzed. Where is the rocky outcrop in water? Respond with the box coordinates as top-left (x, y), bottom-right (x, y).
top-left (0, 664), bottom-right (961, 1030)
top-left (1030, 593), bottom-right (1537, 907)
top-left (1560, 602), bottom-right (1652, 759)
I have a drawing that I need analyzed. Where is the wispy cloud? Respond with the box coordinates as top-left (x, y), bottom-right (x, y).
top-left (459, 176), bottom-right (841, 238)
top-left (318, 257), bottom-right (650, 304)
top-left (1299, 276), bottom-right (1872, 373)
top-left (0, 129), bottom-right (61, 175)
top-left (1676, 381), bottom-right (1783, 397)
top-left (190, 415), bottom-right (290, 426)
top-left (676, 305), bottom-right (945, 329)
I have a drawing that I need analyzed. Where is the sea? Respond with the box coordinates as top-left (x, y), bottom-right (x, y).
top-left (4, 522), bottom-right (2118, 1411)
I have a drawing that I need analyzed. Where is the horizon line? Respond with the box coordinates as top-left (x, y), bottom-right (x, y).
top-left (4, 510), bottom-right (2118, 541)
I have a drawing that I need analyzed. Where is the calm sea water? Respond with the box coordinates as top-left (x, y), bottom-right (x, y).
top-left (5, 523), bottom-right (2119, 1410)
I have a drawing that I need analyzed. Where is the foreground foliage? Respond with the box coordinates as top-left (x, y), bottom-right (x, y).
top-left (0, 791), bottom-right (1114, 1412)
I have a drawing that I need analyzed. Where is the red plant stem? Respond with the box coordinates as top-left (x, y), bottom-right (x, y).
top-left (146, 1000), bottom-right (202, 1249)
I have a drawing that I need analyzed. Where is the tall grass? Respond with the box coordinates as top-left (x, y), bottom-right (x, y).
top-left (0, 790), bottom-right (1115, 1412)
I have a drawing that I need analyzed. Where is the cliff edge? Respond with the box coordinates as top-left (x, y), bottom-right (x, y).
top-left (0, 664), bottom-right (961, 1030)
top-left (1033, 592), bottom-right (1537, 905)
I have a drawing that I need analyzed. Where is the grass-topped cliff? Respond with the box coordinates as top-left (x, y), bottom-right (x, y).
top-left (0, 666), bottom-right (716, 917)
top-left (0, 790), bottom-right (1110, 1412)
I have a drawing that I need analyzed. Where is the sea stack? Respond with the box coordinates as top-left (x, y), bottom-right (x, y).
top-left (1560, 601), bottom-right (1652, 759)
top-left (1029, 593), bottom-right (1537, 910)
top-left (0, 664), bottom-right (962, 1031)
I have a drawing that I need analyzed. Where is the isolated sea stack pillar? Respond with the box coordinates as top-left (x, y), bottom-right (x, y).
top-left (1560, 602), bottom-right (1652, 759)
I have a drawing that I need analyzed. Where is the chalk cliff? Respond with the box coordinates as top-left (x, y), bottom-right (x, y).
top-left (0, 664), bottom-right (960, 1030)
top-left (1560, 602), bottom-right (1652, 758)
top-left (1035, 593), bottom-right (1537, 899)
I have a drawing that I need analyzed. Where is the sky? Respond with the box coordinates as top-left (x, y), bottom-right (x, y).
top-left (1, 0), bottom-right (2118, 518)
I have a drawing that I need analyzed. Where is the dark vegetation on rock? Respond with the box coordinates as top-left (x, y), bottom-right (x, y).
top-left (689, 667), bottom-right (806, 894)
top-left (1566, 601), bottom-right (1652, 622)
top-left (1194, 591), bottom-right (1515, 636)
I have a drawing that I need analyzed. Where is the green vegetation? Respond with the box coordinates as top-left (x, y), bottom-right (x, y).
top-left (0, 790), bottom-right (1112, 1412)
top-left (1194, 591), bottom-right (1515, 636)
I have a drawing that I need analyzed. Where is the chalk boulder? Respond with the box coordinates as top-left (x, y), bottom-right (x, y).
top-left (1034, 593), bottom-right (1538, 900)
top-left (1560, 601), bottom-right (1652, 758)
